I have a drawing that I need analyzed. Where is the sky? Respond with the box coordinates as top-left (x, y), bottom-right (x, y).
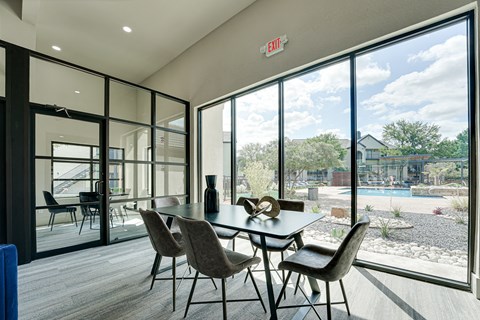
top-left (232, 20), bottom-right (468, 148)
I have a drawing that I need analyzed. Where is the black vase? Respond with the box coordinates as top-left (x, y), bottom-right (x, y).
top-left (204, 175), bottom-right (219, 213)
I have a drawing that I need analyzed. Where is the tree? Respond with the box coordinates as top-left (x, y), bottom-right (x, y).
top-left (243, 161), bottom-right (273, 197)
top-left (455, 128), bottom-right (468, 158)
top-left (433, 139), bottom-right (459, 159)
top-left (237, 143), bottom-right (267, 172)
top-left (284, 135), bottom-right (343, 190)
top-left (237, 133), bottom-right (345, 193)
top-left (382, 120), bottom-right (441, 155)
top-left (424, 162), bottom-right (456, 185)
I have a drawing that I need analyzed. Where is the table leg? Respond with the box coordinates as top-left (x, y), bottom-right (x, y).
top-left (260, 235), bottom-right (277, 320)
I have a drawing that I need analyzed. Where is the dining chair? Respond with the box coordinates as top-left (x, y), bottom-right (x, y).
top-left (275, 215), bottom-right (370, 319)
top-left (213, 197), bottom-right (259, 252)
top-left (154, 197), bottom-right (181, 232)
top-left (78, 192), bottom-right (113, 234)
top-left (176, 216), bottom-right (266, 320)
top-left (140, 209), bottom-right (197, 311)
top-left (42, 191), bottom-right (78, 231)
top-left (244, 199), bottom-right (304, 298)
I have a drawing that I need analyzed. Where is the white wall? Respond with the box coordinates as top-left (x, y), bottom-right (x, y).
top-left (142, 0), bottom-right (480, 296)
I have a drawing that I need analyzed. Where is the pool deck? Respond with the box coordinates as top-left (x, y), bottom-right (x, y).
top-left (297, 186), bottom-right (453, 214)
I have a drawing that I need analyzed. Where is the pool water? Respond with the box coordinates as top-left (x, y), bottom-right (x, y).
top-left (342, 188), bottom-right (439, 198)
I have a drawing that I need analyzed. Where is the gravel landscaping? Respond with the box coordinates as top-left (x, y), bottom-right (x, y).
top-left (302, 208), bottom-right (469, 268)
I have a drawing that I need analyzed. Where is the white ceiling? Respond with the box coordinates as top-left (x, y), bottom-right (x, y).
top-left (21, 0), bottom-right (256, 83)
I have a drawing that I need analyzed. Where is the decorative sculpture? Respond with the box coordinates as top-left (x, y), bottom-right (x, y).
top-left (244, 196), bottom-right (280, 218)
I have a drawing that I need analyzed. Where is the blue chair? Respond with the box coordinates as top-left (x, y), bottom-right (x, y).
top-left (0, 244), bottom-right (18, 320)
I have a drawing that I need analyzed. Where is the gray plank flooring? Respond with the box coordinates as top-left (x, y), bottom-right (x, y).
top-left (19, 237), bottom-right (480, 319)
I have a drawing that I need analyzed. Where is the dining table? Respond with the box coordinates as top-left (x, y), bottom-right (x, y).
top-left (154, 202), bottom-right (325, 320)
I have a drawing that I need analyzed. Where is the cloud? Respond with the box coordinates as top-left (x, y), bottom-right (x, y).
top-left (360, 35), bottom-right (468, 139)
top-left (284, 111), bottom-right (319, 136)
top-left (315, 128), bottom-right (349, 139)
top-left (356, 54), bottom-right (391, 86)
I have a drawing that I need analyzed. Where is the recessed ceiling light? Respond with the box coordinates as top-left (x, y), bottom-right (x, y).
top-left (123, 26), bottom-right (132, 33)
top-left (52, 45), bottom-right (61, 51)
top-left (59, 135), bottom-right (64, 138)
top-left (74, 90), bottom-right (80, 94)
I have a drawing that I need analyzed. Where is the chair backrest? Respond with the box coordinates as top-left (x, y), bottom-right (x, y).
top-left (43, 191), bottom-right (58, 206)
top-left (235, 197), bottom-right (259, 206)
top-left (154, 197), bottom-right (181, 208)
top-left (324, 215), bottom-right (370, 281)
top-left (139, 209), bottom-right (184, 257)
top-left (176, 216), bottom-right (234, 279)
top-left (278, 199), bottom-right (304, 212)
top-left (79, 192), bottom-right (99, 216)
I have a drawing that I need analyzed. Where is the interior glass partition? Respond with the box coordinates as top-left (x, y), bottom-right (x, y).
top-left (35, 114), bottom-right (102, 252)
top-left (108, 81), bottom-right (152, 242)
top-left (236, 85), bottom-right (279, 201)
top-left (30, 57), bottom-right (104, 115)
top-left (355, 20), bottom-right (470, 282)
top-left (200, 101), bottom-right (232, 204)
top-left (155, 94), bottom-right (188, 201)
top-left (283, 60), bottom-right (351, 249)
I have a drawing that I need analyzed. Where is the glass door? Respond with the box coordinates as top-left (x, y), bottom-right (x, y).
top-left (34, 111), bottom-right (104, 254)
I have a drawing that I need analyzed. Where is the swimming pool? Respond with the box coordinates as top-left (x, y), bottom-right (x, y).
top-left (341, 188), bottom-right (440, 198)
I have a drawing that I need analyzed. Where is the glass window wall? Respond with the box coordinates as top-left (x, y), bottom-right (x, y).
top-left (200, 101), bottom-right (232, 204)
top-left (236, 85), bottom-right (279, 201)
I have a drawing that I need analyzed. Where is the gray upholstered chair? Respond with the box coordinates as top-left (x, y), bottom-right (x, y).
top-left (275, 215), bottom-right (370, 319)
top-left (154, 197), bottom-right (181, 232)
top-left (245, 199), bottom-right (304, 297)
top-left (140, 209), bottom-right (196, 312)
top-left (213, 197), bottom-right (259, 252)
top-left (176, 216), bottom-right (266, 319)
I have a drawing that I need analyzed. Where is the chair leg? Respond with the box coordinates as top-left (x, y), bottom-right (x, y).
top-left (244, 247), bottom-right (258, 283)
top-left (184, 271), bottom-right (199, 318)
top-left (326, 281), bottom-right (332, 320)
top-left (275, 271), bottom-right (292, 308)
top-left (151, 253), bottom-right (161, 275)
top-left (79, 216), bottom-right (87, 235)
top-left (210, 277), bottom-right (218, 290)
top-left (172, 257), bottom-right (176, 311)
top-left (48, 213), bottom-right (53, 227)
top-left (221, 278), bottom-right (227, 320)
top-left (281, 251), bottom-right (286, 300)
top-left (50, 214), bottom-right (55, 231)
top-left (294, 273), bottom-right (302, 295)
top-left (339, 279), bottom-right (351, 315)
top-left (248, 267), bottom-right (266, 313)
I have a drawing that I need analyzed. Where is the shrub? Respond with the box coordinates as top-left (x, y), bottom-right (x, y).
top-left (331, 228), bottom-right (346, 240)
top-left (378, 218), bottom-right (391, 239)
top-left (391, 205), bottom-right (402, 218)
top-left (450, 197), bottom-right (468, 212)
top-left (432, 207), bottom-right (443, 215)
top-left (364, 204), bottom-right (374, 212)
top-left (311, 205), bottom-right (320, 214)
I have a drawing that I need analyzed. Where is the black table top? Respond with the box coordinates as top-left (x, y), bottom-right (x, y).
top-left (154, 203), bottom-right (324, 239)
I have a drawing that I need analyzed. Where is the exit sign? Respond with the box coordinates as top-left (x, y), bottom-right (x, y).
top-left (260, 35), bottom-right (288, 57)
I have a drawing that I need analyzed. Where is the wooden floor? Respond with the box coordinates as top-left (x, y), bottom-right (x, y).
top-left (19, 237), bottom-right (480, 320)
